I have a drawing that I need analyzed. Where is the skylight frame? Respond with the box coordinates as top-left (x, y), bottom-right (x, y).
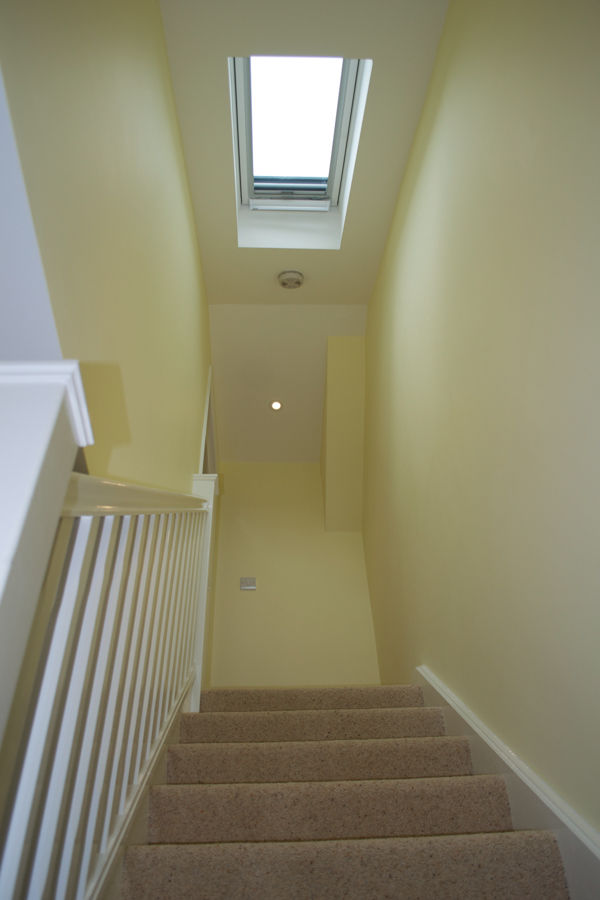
top-left (231, 56), bottom-right (362, 213)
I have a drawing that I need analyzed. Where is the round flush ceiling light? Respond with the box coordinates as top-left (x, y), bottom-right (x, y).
top-left (271, 401), bottom-right (282, 411)
top-left (278, 270), bottom-right (304, 290)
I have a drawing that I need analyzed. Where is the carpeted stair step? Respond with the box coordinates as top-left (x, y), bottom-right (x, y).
top-left (120, 685), bottom-right (570, 898)
top-left (179, 706), bottom-right (445, 743)
top-left (122, 831), bottom-right (569, 899)
top-left (148, 774), bottom-right (512, 843)
top-left (199, 684), bottom-right (424, 712)
top-left (167, 735), bottom-right (473, 784)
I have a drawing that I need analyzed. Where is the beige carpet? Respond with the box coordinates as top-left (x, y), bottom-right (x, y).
top-left (122, 685), bottom-right (569, 898)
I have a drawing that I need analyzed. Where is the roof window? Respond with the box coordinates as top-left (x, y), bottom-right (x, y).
top-left (229, 55), bottom-right (372, 248)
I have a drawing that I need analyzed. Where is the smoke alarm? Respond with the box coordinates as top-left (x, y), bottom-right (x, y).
top-left (278, 270), bottom-right (304, 290)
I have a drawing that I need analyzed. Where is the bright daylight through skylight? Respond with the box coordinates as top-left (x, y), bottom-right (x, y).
top-left (250, 57), bottom-right (343, 179)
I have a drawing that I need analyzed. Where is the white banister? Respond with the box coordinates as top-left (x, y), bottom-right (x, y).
top-left (0, 473), bottom-right (210, 900)
top-left (188, 473), bottom-right (219, 710)
top-left (0, 362), bottom-right (93, 748)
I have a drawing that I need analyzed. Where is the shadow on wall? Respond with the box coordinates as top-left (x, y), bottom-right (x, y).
top-left (79, 362), bottom-right (130, 475)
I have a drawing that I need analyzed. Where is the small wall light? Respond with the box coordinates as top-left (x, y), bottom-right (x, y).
top-left (271, 401), bottom-right (282, 410)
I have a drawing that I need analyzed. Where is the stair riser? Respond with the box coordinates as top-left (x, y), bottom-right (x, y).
top-left (124, 833), bottom-right (569, 900)
top-left (167, 737), bottom-right (472, 784)
top-left (200, 685), bottom-right (424, 712)
top-left (122, 686), bottom-right (570, 899)
top-left (149, 776), bottom-right (511, 843)
top-left (179, 707), bottom-right (445, 743)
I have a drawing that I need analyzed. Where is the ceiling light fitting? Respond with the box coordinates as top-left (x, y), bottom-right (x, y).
top-left (278, 270), bottom-right (304, 290)
top-left (271, 401), bottom-right (282, 410)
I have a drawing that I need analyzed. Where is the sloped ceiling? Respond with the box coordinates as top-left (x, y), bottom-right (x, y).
top-left (160, 0), bottom-right (448, 462)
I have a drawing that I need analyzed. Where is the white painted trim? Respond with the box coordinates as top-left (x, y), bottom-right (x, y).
top-left (416, 664), bottom-right (600, 900)
top-left (187, 474), bottom-right (219, 710)
top-left (191, 473), bottom-right (219, 503)
top-left (0, 361), bottom-right (94, 446)
top-left (0, 385), bottom-right (78, 745)
top-left (63, 472), bottom-right (208, 517)
top-left (198, 366), bottom-right (212, 473)
top-left (0, 362), bottom-right (93, 745)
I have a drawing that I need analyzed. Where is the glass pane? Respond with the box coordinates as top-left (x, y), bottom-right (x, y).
top-left (250, 57), bottom-right (343, 179)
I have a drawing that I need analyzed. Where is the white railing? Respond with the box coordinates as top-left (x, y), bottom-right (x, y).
top-left (0, 473), bottom-right (209, 900)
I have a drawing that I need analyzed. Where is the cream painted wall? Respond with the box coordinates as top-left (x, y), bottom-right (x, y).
top-left (322, 336), bottom-right (366, 530)
top-left (211, 462), bottom-right (380, 687)
top-left (364, 0), bottom-right (600, 830)
top-left (0, 66), bottom-right (62, 361)
top-left (0, 0), bottom-right (210, 492)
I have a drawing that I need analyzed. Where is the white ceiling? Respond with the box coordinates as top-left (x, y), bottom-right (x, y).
top-left (160, 0), bottom-right (448, 462)
top-left (210, 305), bottom-right (367, 461)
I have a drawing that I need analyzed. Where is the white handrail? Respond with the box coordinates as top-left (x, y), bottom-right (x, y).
top-left (62, 471), bottom-right (208, 516)
top-left (0, 474), bottom-right (210, 900)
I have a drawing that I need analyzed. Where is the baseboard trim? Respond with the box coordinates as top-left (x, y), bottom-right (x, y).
top-left (416, 664), bottom-right (600, 900)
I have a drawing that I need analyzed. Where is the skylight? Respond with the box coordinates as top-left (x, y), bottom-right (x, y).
top-left (229, 55), bottom-right (373, 249)
top-left (250, 56), bottom-right (343, 188)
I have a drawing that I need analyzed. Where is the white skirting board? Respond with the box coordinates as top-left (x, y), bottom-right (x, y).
top-left (415, 665), bottom-right (600, 900)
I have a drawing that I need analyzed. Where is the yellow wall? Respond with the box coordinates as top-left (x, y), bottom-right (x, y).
top-left (0, 0), bottom-right (210, 492)
top-left (321, 337), bottom-right (365, 531)
top-left (211, 462), bottom-right (380, 687)
top-left (364, 0), bottom-right (600, 830)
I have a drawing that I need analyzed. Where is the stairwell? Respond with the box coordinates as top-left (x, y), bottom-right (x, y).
top-left (121, 685), bottom-right (569, 898)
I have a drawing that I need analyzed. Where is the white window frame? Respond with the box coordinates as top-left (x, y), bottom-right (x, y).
top-left (228, 56), bottom-right (372, 249)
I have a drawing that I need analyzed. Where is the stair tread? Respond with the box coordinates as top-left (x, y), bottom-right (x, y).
top-left (180, 706), bottom-right (445, 743)
top-left (200, 684), bottom-right (424, 712)
top-left (123, 831), bottom-right (569, 899)
top-left (149, 774), bottom-right (512, 843)
top-left (124, 685), bottom-right (570, 897)
top-left (167, 735), bottom-right (473, 783)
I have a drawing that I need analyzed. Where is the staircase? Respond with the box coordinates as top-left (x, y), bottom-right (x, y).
top-left (121, 685), bottom-right (569, 898)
